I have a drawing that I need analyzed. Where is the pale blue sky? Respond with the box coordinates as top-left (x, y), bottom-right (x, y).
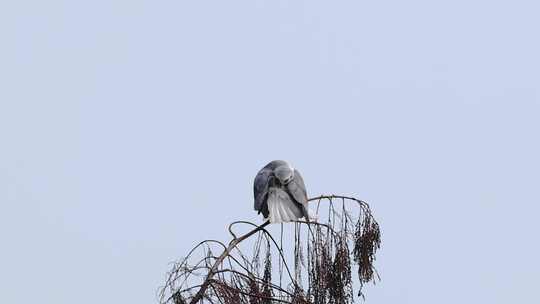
top-left (1, 1), bottom-right (539, 303)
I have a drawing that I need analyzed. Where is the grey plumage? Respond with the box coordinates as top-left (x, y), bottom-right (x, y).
top-left (253, 160), bottom-right (310, 223)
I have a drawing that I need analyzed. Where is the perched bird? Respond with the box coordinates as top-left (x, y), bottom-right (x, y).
top-left (253, 160), bottom-right (311, 223)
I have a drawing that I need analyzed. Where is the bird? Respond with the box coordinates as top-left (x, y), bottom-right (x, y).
top-left (253, 160), bottom-right (311, 223)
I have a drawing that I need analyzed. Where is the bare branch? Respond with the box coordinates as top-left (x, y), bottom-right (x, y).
top-left (160, 195), bottom-right (381, 304)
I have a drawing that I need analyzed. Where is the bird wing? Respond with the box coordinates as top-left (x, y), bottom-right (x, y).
top-left (253, 167), bottom-right (272, 213)
top-left (286, 169), bottom-right (310, 219)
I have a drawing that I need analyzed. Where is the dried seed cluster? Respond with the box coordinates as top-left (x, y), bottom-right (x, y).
top-left (160, 195), bottom-right (381, 304)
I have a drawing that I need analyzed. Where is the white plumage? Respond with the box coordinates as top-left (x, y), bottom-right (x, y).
top-left (265, 188), bottom-right (303, 223)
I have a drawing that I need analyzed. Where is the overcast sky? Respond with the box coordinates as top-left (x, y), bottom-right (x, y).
top-left (1, 1), bottom-right (539, 303)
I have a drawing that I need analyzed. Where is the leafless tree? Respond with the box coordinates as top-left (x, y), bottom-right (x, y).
top-left (159, 195), bottom-right (381, 304)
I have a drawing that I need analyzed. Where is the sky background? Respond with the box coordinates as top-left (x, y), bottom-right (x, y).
top-left (1, 1), bottom-right (539, 303)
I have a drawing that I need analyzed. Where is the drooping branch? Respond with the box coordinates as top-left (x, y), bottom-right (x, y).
top-left (159, 195), bottom-right (381, 304)
top-left (187, 221), bottom-right (271, 304)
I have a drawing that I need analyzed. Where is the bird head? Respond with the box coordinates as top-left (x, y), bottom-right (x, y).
top-left (274, 165), bottom-right (294, 185)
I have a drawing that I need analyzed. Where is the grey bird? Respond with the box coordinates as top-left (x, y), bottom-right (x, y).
top-left (253, 160), bottom-right (311, 223)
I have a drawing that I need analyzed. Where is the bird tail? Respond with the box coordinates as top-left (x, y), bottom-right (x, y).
top-left (266, 189), bottom-right (303, 223)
